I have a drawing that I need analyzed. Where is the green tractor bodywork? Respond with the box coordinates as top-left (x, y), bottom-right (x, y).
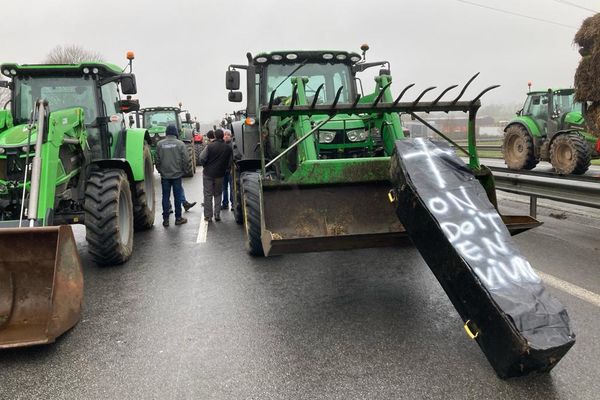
top-left (503, 88), bottom-right (600, 174)
top-left (138, 106), bottom-right (196, 176)
top-left (0, 62), bottom-right (155, 260)
top-left (0, 62), bottom-right (155, 348)
top-left (225, 50), bottom-right (538, 257)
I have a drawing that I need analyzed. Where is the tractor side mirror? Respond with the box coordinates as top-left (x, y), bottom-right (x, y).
top-left (120, 74), bottom-right (137, 95)
top-left (195, 122), bottom-right (200, 130)
top-left (229, 91), bottom-right (243, 102)
top-left (516, 108), bottom-right (522, 116)
top-left (128, 115), bottom-right (135, 127)
top-left (185, 112), bottom-right (192, 123)
top-left (117, 98), bottom-right (140, 113)
top-left (226, 70), bottom-right (240, 90)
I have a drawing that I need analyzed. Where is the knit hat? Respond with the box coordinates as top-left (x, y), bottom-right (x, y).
top-left (166, 124), bottom-right (178, 137)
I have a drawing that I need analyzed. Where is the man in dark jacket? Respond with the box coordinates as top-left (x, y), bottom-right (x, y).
top-left (155, 124), bottom-right (189, 227)
top-left (199, 129), bottom-right (232, 222)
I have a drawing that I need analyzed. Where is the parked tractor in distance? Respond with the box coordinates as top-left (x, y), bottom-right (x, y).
top-left (503, 88), bottom-right (600, 174)
top-left (138, 106), bottom-right (196, 176)
top-left (0, 59), bottom-right (155, 348)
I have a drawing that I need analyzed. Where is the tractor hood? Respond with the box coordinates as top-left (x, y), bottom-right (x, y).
top-left (312, 113), bottom-right (365, 130)
top-left (0, 124), bottom-right (37, 148)
top-left (147, 126), bottom-right (167, 137)
top-left (564, 111), bottom-right (584, 127)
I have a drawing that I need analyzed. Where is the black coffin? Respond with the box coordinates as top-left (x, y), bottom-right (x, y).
top-left (390, 138), bottom-right (575, 378)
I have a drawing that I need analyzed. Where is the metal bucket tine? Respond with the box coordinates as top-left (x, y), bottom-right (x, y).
top-left (411, 86), bottom-right (436, 107)
top-left (470, 85), bottom-right (501, 106)
top-left (451, 72), bottom-right (480, 105)
top-left (431, 84), bottom-right (458, 106)
top-left (393, 83), bottom-right (415, 106)
top-left (0, 226), bottom-right (83, 349)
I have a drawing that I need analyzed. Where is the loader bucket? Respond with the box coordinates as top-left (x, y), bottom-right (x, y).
top-left (261, 181), bottom-right (408, 256)
top-left (0, 225), bottom-right (83, 349)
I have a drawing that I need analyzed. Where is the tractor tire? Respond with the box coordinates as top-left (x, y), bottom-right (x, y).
top-left (133, 145), bottom-right (156, 231)
top-left (183, 143), bottom-right (195, 177)
top-left (241, 171), bottom-right (264, 256)
top-left (84, 169), bottom-right (134, 265)
top-left (233, 167), bottom-right (243, 225)
top-left (194, 143), bottom-right (204, 166)
top-left (502, 125), bottom-right (538, 170)
top-left (550, 133), bottom-right (591, 175)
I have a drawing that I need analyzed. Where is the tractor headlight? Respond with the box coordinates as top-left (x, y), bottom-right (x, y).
top-left (346, 129), bottom-right (368, 142)
top-left (0, 147), bottom-right (5, 154)
top-left (319, 131), bottom-right (335, 143)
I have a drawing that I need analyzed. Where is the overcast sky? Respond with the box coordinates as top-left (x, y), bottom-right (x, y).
top-left (1, 0), bottom-right (597, 122)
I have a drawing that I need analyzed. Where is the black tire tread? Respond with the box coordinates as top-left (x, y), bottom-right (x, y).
top-left (241, 171), bottom-right (264, 256)
top-left (133, 145), bottom-right (155, 231)
top-left (550, 133), bottom-right (591, 175)
top-left (502, 125), bottom-right (538, 170)
top-left (84, 169), bottom-right (134, 265)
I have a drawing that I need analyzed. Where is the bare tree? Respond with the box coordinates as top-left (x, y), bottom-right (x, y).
top-left (44, 44), bottom-right (104, 64)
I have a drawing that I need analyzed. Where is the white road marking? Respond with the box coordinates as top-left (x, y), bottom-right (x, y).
top-left (196, 218), bottom-right (208, 243)
top-left (536, 270), bottom-right (600, 308)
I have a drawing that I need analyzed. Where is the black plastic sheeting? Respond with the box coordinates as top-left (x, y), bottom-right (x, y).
top-left (390, 138), bottom-right (575, 378)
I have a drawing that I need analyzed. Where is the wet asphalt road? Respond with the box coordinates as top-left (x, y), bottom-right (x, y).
top-left (1, 170), bottom-right (599, 400)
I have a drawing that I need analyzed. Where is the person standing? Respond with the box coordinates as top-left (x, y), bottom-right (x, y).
top-left (199, 129), bottom-right (232, 222)
top-left (221, 129), bottom-right (234, 211)
top-left (155, 124), bottom-right (189, 227)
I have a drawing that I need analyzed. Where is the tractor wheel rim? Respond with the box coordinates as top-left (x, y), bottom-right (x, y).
top-left (557, 144), bottom-right (573, 163)
top-left (118, 189), bottom-right (131, 245)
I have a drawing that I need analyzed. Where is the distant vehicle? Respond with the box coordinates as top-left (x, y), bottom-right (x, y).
top-left (502, 88), bottom-right (600, 174)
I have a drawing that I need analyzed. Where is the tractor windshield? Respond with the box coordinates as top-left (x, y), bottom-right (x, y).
top-left (13, 76), bottom-right (97, 125)
top-left (554, 92), bottom-right (582, 114)
top-left (263, 63), bottom-right (353, 105)
top-left (143, 110), bottom-right (178, 128)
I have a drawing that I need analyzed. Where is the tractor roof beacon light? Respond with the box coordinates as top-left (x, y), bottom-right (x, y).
top-left (126, 51), bottom-right (135, 73)
top-left (528, 81), bottom-right (532, 93)
top-left (360, 44), bottom-right (370, 61)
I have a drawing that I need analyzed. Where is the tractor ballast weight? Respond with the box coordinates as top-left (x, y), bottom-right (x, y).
top-left (227, 50), bottom-right (572, 376)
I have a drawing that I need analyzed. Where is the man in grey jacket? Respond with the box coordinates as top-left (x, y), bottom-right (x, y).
top-left (155, 124), bottom-right (189, 227)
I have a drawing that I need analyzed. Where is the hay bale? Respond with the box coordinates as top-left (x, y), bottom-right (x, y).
top-left (585, 102), bottom-right (600, 138)
top-left (574, 14), bottom-right (600, 54)
top-left (574, 14), bottom-right (600, 103)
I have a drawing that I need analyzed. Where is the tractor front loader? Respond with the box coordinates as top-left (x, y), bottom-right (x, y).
top-left (225, 49), bottom-right (575, 377)
top-left (0, 60), bottom-right (155, 348)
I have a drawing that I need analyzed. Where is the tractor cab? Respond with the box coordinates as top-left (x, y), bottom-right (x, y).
top-left (1, 63), bottom-right (138, 161)
top-left (519, 88), bottom-right (584, 138)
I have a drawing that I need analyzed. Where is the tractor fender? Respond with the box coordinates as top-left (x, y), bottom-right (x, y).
top-left (504, 118), bottom-right (541, 138)
top-left (236, 158), bottom-right (262, 173)
top-left (124, 127), bottom-right (148, 182)
top-left (89, 159), bottom-right (136, 193)
top-left (547, 129), bottom-right (585, 149)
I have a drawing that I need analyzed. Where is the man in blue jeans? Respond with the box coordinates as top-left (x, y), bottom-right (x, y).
top-left (221, 129), bottom-right (234, 210)
top-left (155, 124), bottom-right (189, 227)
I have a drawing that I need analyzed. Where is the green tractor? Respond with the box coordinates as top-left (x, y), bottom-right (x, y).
top-left (224, 48), bottom-right (576, 377)
top-left (138, 106), bottom-right (196, 177)
top-left (503, 88), bottom-right (600, 174)
top-left (0, 61), bottom-right (155, 348)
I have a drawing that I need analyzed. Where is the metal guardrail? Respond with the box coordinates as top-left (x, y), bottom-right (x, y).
top-left (491, 168), bottom-right (600, 217)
